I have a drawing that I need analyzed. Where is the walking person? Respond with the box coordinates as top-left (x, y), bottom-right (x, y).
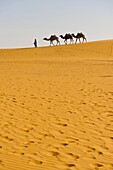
top-left (33, 39), bottom-right (37, 47)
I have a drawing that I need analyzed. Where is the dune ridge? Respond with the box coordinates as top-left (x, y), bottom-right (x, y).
top-left (0, 40), bottom-right (113, 170)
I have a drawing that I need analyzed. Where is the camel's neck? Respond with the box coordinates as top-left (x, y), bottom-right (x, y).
top-left (45, 38), bottom-right (50, 41)
top-left (60, 35), bottom-right (65, 39)
top-left (72, 34), bottom-right (76, 38)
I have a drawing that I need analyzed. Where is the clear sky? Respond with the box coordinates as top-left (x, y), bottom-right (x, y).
top-left (0, 0), bottom-right (113, 48)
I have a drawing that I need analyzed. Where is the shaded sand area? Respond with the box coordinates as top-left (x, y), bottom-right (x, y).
top-left (0, 40), bottom-right (113, 170)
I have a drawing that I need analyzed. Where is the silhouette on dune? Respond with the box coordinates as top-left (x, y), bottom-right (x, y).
top-left (60, 34), bottom-right (74, 44)
top-left (43, 35), bottom-right (60, 46)
top-left (72, 32), bottom-right (87, 43)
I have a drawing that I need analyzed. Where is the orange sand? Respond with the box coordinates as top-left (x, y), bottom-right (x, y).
top-left (0, 40), bottom-right (113, 170)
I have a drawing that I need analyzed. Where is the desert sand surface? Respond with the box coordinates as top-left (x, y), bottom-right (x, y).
top-left (0, 40), bottom-right (113, 170)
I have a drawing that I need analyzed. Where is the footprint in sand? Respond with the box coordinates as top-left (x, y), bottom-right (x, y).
top-left (59, 130), bottom-right (64, 134)
top-left (66, 163), bottom-right (76, 167)
top-left (4, 136), bottom-right (13, 141)
top-left (110, 164), bottom-right (113, 168)
top-left (28, 140), bottom-right (35, 144)
top-left (0, 160), bottom-right (3, 167)
top-left (68, 153), bottom-right (79, 160)
top-left (62, 143), bottom-right (68, 146)
top-left (12, 97), bottom-right (17, 103)
top-left (57, 123), bottom-right (68, 127)
top-left (97, 151), bottom-right (103, 155)
top-left (95, 163), bottom-right (103, 168)
top-left (29, 159), bottom-right (43, 165)
top-left (51, 151), bottom-right (59, 156)
top-left (87, 146), bottom-right (96, 151)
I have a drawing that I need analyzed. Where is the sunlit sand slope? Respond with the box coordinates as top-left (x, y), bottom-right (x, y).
top-left (0, 40), bottom-right (113, 170)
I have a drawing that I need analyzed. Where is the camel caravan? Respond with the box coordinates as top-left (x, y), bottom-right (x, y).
top-left (43, 32), bottom-right (87, 46)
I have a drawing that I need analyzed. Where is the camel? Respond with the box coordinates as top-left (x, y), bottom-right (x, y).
top-left (59, 34), bottom-right (74, 44)
top-left (71, 32), bottom-right (87, 43)
top-left (43, 35), bottom-right (60, 46)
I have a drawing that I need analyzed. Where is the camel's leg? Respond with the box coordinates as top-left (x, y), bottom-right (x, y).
top-left (52, 41), bottom-right (55, 46)
top-left (76, 38), bottom-right (79, 43)
top-left (75, 38), bottom-right (77, 44)
top-left (50, 41), bottom-right (52, 46)
top-left (83, 38), bottom-right (86, 43)
top-left (64, 39), bottom-right (67, 45)
top-left (83, 36), bottom-right (87, 42)
top-left (79, 38), bottom-right (81, 43)
top-left (70, 39), bottom-right (73, 44)
top-left (56, 40), bottom-right (60, 46)
top-left (56, 40), bottom-right (58, 46)
top-left (70, 39), bottom-right (72, 44)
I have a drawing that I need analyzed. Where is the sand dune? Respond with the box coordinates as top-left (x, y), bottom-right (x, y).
top-left (0, 40), bottom-right (113, 170)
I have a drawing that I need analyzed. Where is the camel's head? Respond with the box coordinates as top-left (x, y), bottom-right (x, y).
top-left (59, 35), bottom-right (63, 38)
top-left (43, 38), bottom-right (48, 41)
top-left (71, 33), bottom-right (75, 37)
top-left (71, 33), bottom-right (76, 38)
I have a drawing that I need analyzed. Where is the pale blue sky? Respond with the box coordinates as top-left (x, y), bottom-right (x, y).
top-left (0, 0), bottom-right (113, 48)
